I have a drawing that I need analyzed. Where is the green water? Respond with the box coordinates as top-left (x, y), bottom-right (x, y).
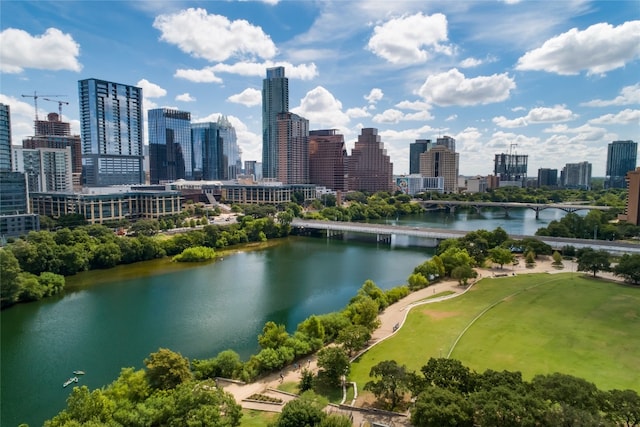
top-left (1, 237), bottom-right (432, 426)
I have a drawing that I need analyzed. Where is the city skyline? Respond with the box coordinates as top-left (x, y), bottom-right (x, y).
top-left (1, 1), bottom-right (638, 176)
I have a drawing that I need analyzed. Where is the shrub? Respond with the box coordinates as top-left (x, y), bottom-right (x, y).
top-left (172, 246), bottom-right (216, 262)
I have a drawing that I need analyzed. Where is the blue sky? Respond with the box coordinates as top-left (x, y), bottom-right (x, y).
top-left (1, 0), bottom-right (638, 176)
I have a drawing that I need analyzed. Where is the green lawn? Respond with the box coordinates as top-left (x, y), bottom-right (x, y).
top-left (350, 273), bottom-right (640, 393)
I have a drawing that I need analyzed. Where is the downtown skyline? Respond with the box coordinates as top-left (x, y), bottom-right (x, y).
top-left (1, 0), bottom-right (638, 177)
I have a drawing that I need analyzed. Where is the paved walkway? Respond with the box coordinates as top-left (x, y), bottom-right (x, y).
top-left (219, 257), bottom-right (621, 423)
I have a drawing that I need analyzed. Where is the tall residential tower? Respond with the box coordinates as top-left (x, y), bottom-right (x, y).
top-left (78, 78), bottom-right (144, 186)
top-left (262, 67), bottom-right (288, 179)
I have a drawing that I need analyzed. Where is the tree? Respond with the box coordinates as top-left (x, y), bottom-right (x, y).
top-left (552, 250), bottom-right (564, 267)
top-left (258, 321), bottom-right (290, 349)
top-left (438, 247), bottom-right (474, 277)
top-left (407, 273), bottom-right (429, 290)
top-left (576, 247), bottom-right (611, 277)
top-left (215, 350), bottom-right (243, 379)
top-left (336, 324), bottom-right (371, 356)
top-left (411, 386), bottom-right (474, 427)
top-left (275, 391), bottom-right (327, 427)
top-left (0, 248), bottom-right (22, 307)
top-left (488, 247), bottom-right (515, 269)
top-left (451, 265), bottom-right (477, 286)
top-left (364, 360), bottom-right (410, 411)
top-left (345, 296), bottom-right (380, 330)
top-left (38, 272), bottom-right (65, 297)
top-left (144, 348), bottom-right (192, 390)
top-left (299, 368), bottom-right (315, 393)
top-left (605, 389), bottom-right (640, 427)
top-left (297, 314), bottom-right (326, 344)
top-left (531, 372), bottom-right (604, 414)
top-left (90, 242), bottom-right (122, 269)
top-left (316, 346), bottom-right (350, 387)
top-left (420, 358), bottom-right (475, 394)
top-left (613, 254), bottom-right (640, 285)
top-left (129, 219), bottom-right (160, 236)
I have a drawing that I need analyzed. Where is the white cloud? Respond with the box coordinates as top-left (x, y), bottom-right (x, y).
top-left (153, 8), bottom-right (277, 62)
top-left (581, 84), bottom-right (640, 107)
top-left (589, 109), bottom-right (640, 125)
top-left (516, 21), bottom-right (640, 75)
top-left (373, 109), bottom-right (404, 124)
top-left (459, 57), bottom-right (482, 68)
top-left (345, 107), bottom-right (370, 119)
top-left (175, 93), bottom-right (195, 102)
top-left (136, 79), bottom-right (167, 98)
top-left (395, 100), bottom-right (431, 111)
top-left (364, 88), bottom-right (384, 104)
top-left (417, 68), bottom-right (515, 106)
top-left (174, 67), bottom-right (222, 83)
top-left (0, 27), bottom-right (81, 73)
top-left (290, 86), bottom-right (350, 129)
top-left (212, 61), bottom-right (318, 80)
top-left (445, 114), bottom-right (458, 122)
top-left (367, 12), bottom-right (451, 65)
top-left (228, 88), bottom-right (262, 107)
top-left (493, 105), bottom-right (577, 128)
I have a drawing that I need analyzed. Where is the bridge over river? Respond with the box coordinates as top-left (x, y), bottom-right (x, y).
top-left (291, 219), bottom-right (640, 255)
top-left (418, 200), bottom-right (611, 219)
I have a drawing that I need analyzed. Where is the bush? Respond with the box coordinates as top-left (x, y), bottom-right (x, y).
top-left (172, 246), bottom-right (216, 262)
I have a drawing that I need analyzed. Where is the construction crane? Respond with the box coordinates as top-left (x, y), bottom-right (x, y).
top-left (21, 91), bottom-right (66, 121)
top-left (43, 98), bottom-right (70, 120)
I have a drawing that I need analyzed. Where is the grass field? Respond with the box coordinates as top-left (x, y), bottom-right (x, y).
top-left (350, 273), bottom-right (640, 393)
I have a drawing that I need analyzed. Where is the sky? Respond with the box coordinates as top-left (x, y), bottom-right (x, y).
top-left (1, 0), bottom-right (639, 177)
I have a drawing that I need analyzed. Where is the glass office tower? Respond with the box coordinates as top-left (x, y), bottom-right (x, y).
top-left (78, 78), bottom-right (144, 186)
top-left (262, 66), bottom-right (288, 179)
top-left (606, 140), bottom-right (638, 189)
top-left (0, 103), bottom-right (12, 172)
top-left (148, 108), bottom-right (192, 183)
top-left (192, 122), bottom-right (223, 181)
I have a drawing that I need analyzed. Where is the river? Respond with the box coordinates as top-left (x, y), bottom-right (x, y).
top-left (0, 208), bottom-right (563, 426)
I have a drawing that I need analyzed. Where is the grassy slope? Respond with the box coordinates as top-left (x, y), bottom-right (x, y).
top-left (350, 273), bottom-right (640, 392)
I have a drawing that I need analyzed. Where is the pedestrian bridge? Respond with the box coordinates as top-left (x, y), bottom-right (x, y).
top-left (291, 219), bottom-right (640, 255)
top-left (418, 200), bottom-right (611, 219)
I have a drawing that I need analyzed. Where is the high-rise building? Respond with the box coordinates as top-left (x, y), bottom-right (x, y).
top-left (216, 116), bottom-right (241, 180)
top-left (12, 147), bottom-right (73, 193)
top-left (78, 78), bottom-right (144, 186)
top-left (494, 153), bottom-right (528, 187)
top-left (606, 140), bottom-right (638, 189)
top-left (277, 112), bottom-right (309, 184)
top-left (0, 103), bottom-right (12, 172)
top-left (409, 139), bottom-right (431, 174)
top-left (23, 112), bottom-right (82, 177)
top-left (419, 145), bottom-right (459, 193)
top-left (308, 129), bottom-right (347, 191)
top-left (561, 161), bottom-right (592, 189)
top-left (620, 167), bottom-right (640, 225)
top-left (192, 122), bottom-right (223, 181)
top-left (148, 108), bottom-right (192, 183)
top-left (262, 66), bottom-right (289, 179)
top-left (347, 128), bottom-right (393, 192)
top-left (436, 135), bottom-right (455, 152)
top-left (537, 168), bottom-right (558, 187)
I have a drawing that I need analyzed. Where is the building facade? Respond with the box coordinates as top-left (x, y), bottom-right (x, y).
top-left (409, 139), bottom-right (431, 174)
top-left (308, 129), bottom-right (347, 191)
top-left (537, 168), bottom-right (558, 187)
top-left (419, 145), bottom-right (459, 193)
top-left (606, 140), bottom-right (638, 189)
top-left (276, 112), bottom-right (309, 184)
top-left (13, 147), bottom-right (73, 193)
top-left (561, 161), bottom-right (592, 189)
top-left (78, 78), bottom-right (144, 186)
top-left (347, 128), bottom-right (393, 193)
top-left (192, 122), bottom-right (223, 181)
top-left (395, 175), bottom-right (444, 195)
top-left (619, 167), bottom-right (640, 225)
top-left (494, 153), bottom-right (528, 187)
top-left (30, 189), bottom-right (182, 224)
top-left (262, 67), bottom-right (289, 179)
top-left (148, 108), bottom-right (192, 183)
top-left (216, 116), bottom-right (241, 180)
top-left (436, 135), bottom-right (455, 152)
top-left (0, 103), bottom-right (11, 172)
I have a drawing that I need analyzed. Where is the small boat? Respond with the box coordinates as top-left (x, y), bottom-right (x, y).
top-left (73, 370), bottom-right (85, 375)
top-left (63, 377), bottom-right (79, 388)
